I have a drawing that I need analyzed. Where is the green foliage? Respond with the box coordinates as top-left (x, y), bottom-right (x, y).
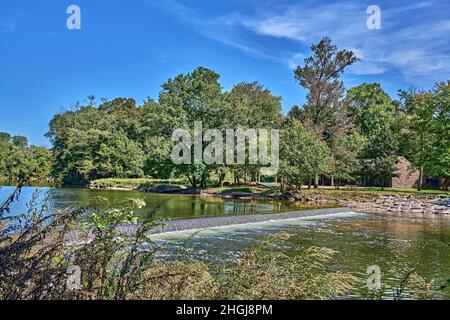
top-left (90, 178), bottom-right (188, 188)
top-left (279, 119), bottom-right (331, 189)
top-left (158, 67), bottom-right (225, 189)
top-left (45, 68), bottom-right (285, 188)
top-left (46, 98), bottom-right (146, 183)
top-left (330, 132), bottom-right (366, 185)
top-left (224, 81), bottom-right (283, 184)
top-left (0, 132), bottom-right (51, 179)
top-left (293, 37), bottom-right (358, 142)
top-left (399, 82), bottom-right (450, 179)
top-left (347, 83), bottom-right (397, 137)
top-left (360, 125), bottom-right (399, 189)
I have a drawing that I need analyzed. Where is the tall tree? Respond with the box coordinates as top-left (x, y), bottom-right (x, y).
top-left (0, 132), bottom-right (51, 179)
top-left (224, 82), bottom-right (283, 184)
top-left (293, 37), bottom-right (358, 187)
top-left (158, 67), bottom-right (225, 189)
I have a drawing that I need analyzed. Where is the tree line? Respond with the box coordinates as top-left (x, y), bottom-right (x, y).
top-left (0, 133), bottom-right (51, 180)
top-left (3, 38), bottom-right (448, 190)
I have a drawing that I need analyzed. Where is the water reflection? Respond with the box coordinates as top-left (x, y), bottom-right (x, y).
top-left (0, 186), bottom-right (316, 220)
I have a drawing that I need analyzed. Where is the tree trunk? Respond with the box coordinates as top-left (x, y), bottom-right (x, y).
top-left (218, 172), bottom-right (225, 187)
top-left (308, 178), bottom-right (312, 189)
top-left (314, 174), bottom-right (319, 189)
top-left (331, 176), bottom-right (334, 187)
top-left (418, 166), bottom-right (423, 191)
top-left (191, 175), bottom-right (197, 190)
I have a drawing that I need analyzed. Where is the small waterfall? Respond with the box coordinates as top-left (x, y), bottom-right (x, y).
top-left (65, 207), bottom-right (351, 243)
top-left (145, 207), bottom-right (350, 235)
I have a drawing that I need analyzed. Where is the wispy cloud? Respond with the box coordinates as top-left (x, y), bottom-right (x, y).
top-left (145, 0), bottom-right (450, 82)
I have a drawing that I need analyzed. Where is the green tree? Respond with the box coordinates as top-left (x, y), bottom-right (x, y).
top-left (0, 132), bottom-right (51, 180)
top-left (292, 37), bottom-right (358, 188)
top-left (279, 119), bottom-right (331, 191)
top-left (330, 132), bottom-right (365, 188)
top-left (347, 83), bottom-right (397, 137)
top-left (139, 99), bottom-right (183, 179)
top-left (158, 67), bottom-right (225, 189)
top-left (27, 146), bottom-right (52, 179)
top-left (399, 81), bottom-right (450, 190)
top-left (361, 125), bottom-right (398, 190)
top-left (224, 82), bottom-right (283, 184)
top-left (47, 98), bottom-right (145, 183)
top-left (95, 131), bottom-right (145, 178)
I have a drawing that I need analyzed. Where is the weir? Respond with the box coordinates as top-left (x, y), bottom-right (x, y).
top-left (64, 207), bottom-right (352, 244)
top-left (122, 207), bottom-right (352, 235)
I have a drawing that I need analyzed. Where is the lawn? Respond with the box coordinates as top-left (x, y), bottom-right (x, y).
top-left (90, 178), bottom-right (189, 189)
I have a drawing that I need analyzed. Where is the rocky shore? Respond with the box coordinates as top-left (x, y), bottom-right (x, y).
top-left (348, 194), bottom-right (450, 214)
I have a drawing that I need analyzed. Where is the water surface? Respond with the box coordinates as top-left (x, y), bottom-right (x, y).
top-left (0, 186), bottom-right (311, 220)
top-left (152, 212), bottom-right (450, 299)
top-left (1, 185), bottom-right (449, 299)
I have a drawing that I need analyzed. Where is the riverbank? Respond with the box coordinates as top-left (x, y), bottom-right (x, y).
top-left (87, 178), bottom-right (450, 215)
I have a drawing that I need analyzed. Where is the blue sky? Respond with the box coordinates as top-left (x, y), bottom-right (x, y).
top-left (1, 0), bottom-right (449, 146)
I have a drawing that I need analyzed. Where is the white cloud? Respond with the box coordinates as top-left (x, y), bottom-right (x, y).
top-left (225, 1), bottom-right (450, 80)
top-left (349, 63), bottom-right (387, 75)
top-left (147, 0), bottom-right (450, 81)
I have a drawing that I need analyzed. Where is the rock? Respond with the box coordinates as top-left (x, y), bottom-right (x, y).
top-left (149, 184), bottom-right (181, 193)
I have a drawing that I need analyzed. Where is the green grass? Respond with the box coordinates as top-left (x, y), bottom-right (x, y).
top-left (90, 178), bottom-right (188, 189)
top-left (207, 186), bottom-right (256, 193)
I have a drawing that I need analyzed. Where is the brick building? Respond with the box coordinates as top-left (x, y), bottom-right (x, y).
top-left (386, 157), bottom-right (448, 190)
top-left (388, 156), bottom-right (421, 188)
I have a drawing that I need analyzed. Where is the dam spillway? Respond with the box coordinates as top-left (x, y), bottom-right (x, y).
top-left (65, 207), bottom-right (352, 244)
top-left (143, 207), bottom-right (351, 235)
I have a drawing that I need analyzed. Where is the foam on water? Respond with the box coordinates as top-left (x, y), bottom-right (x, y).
top-left (149, 210), bottom-right (364, 240)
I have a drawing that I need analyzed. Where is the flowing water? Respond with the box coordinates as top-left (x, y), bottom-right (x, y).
top-left (152, 212), bottom-right (450, 299)
top-left (1, 185), bottom-right (449, 299)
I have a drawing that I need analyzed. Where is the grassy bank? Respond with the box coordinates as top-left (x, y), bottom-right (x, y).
top-left (89, 178), bottom-right (189, 189)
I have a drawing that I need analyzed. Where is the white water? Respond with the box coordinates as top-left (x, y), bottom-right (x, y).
top-left (149, 211), bottom-right (363, 240)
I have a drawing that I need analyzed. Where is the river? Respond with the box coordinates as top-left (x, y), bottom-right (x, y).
top-left (1, 185), bottom-right (449, 299)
